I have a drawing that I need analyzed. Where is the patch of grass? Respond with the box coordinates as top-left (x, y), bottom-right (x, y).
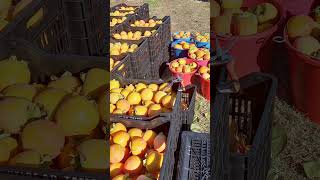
top-left (191, 93), bottom-right (210, 133)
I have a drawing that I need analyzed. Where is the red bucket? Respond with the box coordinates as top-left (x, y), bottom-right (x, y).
top-left (211, 0), bottom-right (284, 78)
top-left (199, 75), bottom-right (210, 101)
top-left (187, 49), bottom-right (210, 67)
top-left (284, 28), bottom-right (320, 124)
top-left (169, 58), bottom-right (199, 87)
top-left (275, 0), bottom-right (313, 16)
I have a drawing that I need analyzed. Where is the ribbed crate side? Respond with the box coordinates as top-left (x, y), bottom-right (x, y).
top-left (228, 73), bottom-right (277, 180)
top-left (162, 16), bottom-right (171, 46)
top-left (12, 0), bottom-right (70, 54)
top-left (129, 39), bottom-right (152, 79)
top-left (180, 85), bottom-right (196, 127)
top-left (64, 0), bottom-right (106, 56)
top-left (211, 93), bottom-right (230, 180)
top-left (136, 3), bottom-right (149, 19)
top-left (177, 132), bottom-right (210, 180)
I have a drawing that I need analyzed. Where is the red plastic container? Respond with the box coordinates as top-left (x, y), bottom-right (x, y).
top-left (275, 0), bottom-right (313, 16)
top-left (199, 75), bottom-right (210, 101)
top-left (284, 28), bottom-right (320, 124)
top-left (169, 58), bottom-right (199, 87)
top-left (211, 0), bottom-right (284, 78)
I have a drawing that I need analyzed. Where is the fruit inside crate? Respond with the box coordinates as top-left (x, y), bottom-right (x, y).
top-left (110, 39), bottom-right (151, 79)
top-left (110, 54), bottom-right (131, 78)
top-left (126, 16), bottom-right (164, 29)
top-left (112, 25), bottom-right (160, 42)
top-left (0, 39), bottom-right (107, 179)
top-left (109, 77), bottom-right (182, 121)
top-left (109, 118), bottom-right (179, 180)
top-left (111, 3), bottom-right (149, 19)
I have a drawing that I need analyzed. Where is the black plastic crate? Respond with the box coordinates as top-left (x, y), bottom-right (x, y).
top-left (228, 73), bottom-right (277, 180)
top-left (176, 132), bottom-right (210, 180)
top-left (161, 16), bottom-right (171, 46)
top-left (0, 39), bottom-right (107, 179)
top-left (111, 38), bottom-right (152, 79)
top-left (110, 116), bottom-right (181, 180)
top-left (110, 54), bottom-right (132, 78)
top-left (63, 0), bottom-right (107, 56)
top-left (180, 85), bottom-right (197, 130)
top-left (111, 24), bottom-right (164, 79)
top-left (69, 28), bottom-right (105, 56)
top-left (212, 73), bottom-right (277, 180)
top-left (211, 92), bottom-right (230, 180)
top-left (1, 0), bottom-right (70, 55)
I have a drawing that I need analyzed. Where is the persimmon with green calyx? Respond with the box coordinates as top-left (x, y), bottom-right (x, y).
top-left (0, 96), bottom-right (43, 134)
top-left (33, 88), bottom-right (68, 120)
top-left (0, 136), bottom-right (18, 163)
top-left (21, 120), bottom-right (65, 160)
top-left (81, 68), bottom-right (108, 97)
top-left (77, 139), bottom-right (108, 171)
top-left (55, 95), bottom-right (100, 136)
top-left (0, 56), bottom-right (31, 91)
top-left (2, 83), bottom-right (37, 101)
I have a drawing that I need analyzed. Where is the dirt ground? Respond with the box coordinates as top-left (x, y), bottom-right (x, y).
top-left (110, 0), bottom-right (320, 179)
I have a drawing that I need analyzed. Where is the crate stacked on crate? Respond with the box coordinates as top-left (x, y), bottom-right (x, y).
top-left (110, 7), bottom-right (171, 79)
top-left (110, 3), bottom-right (149, 35)
top-left (123, 15), bottom-right (171, 79)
